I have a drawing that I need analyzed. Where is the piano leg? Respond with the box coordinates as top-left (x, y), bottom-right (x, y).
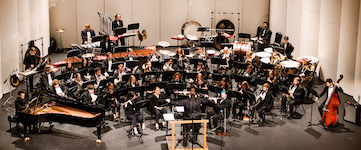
top-left (96, 126), bottom-right (102, 143)
top-left (23, 124), bottom-right (30, 141)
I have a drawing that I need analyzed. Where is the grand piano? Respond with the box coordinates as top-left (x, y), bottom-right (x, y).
top-left (17, 93), bottom-right (105, 143)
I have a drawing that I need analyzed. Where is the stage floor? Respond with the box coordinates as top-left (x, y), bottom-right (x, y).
top-left (1, 48), bottom-right (361, 150)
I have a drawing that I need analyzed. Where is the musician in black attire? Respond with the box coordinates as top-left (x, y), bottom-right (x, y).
top-left (49, 79), bottom-right (68, 97)
top-left (15, 91), bottom-right (27, 116)
top-left (147, 49), bottom-right (160, 62)
top-left (215, 77), bottom-right (231, 91)
top-left (241, 64), bottom-right (257, 85)
top-left (112, 14), bottom-right (125, 46)
top-left (23, 47), bottom-right (40, 92)
top-left (81, 24), bottom-right (95, 44)
top-left (315, 78), bottom-right (343, 117)
top-left (207, 90), bottom-right (231, 129)
top-left (258, 22), bottom-right (272, 46)
top-left (81, 84), bottom-right (98, 104)
top-left (103, 82), bottom-right (120, 120)
top-left (100, 35), bottom-right (114, 53)
top-left (280, 77), bottom-right (305, 119)
top-left (103, 52), bottom-right (115, 73)
top-left (233, 81), bottom-right (255, 119)
top-left (251, 83), bottom-right (273, 123)
top-left (124, 91), bottom-right (143, 136)
top-left (280, 36), bottom-right (294, 59)
top-left (165, 87), bottom-right (209, 145)
top-left (170, 72), bottom-right (185, 84)
top-left (40, 65), bottom-right (55, 90)
top-left (149, 86), bottom-right (168, 130)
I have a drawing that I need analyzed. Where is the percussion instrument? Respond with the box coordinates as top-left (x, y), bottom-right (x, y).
top-left (273, 52), bottom-right (286, 61)
top-left (264, 47), bottom-right (273, 53)
top-left (214, 35), bottom-right (229, 50)
top-left (82, 53), bottom-right (95, 59)
top-left (207, 50), bottom-right (216, 57)
top-left (80, 41), bottom-right (101, 49)
top-left (260, 57), bottom-right (270, 64)
top-left (158, 41), bottom-right (170, 47)
top-left (56, 28), bottom-right (66, 33)
top-left (181, 21), bottom-right (202, 40)
top-left (216, 19), bottom-right (235, 35)
top-left (280, 60), bottom-right (301, 75)
top-left (255, 52), bottom-right (272, 58)
top-left (186, 35), bottom-right (199, 41)
top-left (296, 56), bottom-right (319, 64)
top-left (234, 42), bottom-right (251, 59)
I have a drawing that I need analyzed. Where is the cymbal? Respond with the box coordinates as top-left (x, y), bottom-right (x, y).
top-left (56, 28), bottom-right (66, 33)
top-left (158, 41), bottom-right (170, 47)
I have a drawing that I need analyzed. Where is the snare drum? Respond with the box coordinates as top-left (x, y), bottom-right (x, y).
top-left (82, 53), bottom-right (95, 59)
top-left (207, 50), bottom-right (216, 56)
top-left (296, 56), bottom-right (319, 64)
top-left (260, 57), bottom-right (270, 64)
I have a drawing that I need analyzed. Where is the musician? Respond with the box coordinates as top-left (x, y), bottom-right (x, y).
top-left (125, 75), bottom-right (139, 88)
top-left (124, 91), bottom-right (143, 136)
top-left (103, 82), bottom-right (120, 120)
top-left (112, 14), bottom-right (125, 46)
top-left (15, 91), bottom-right (27, 116)
top-left (244, 51), bottom-right (254, 64)
top-left (280, 36), bottom-right (294, 59)
top-left (81, 24), bottom-right (95, 44)
top-left (62, 62), bottom-right (76, 80)
top-left (40, 65), bottom-right (55, 89)
top-left (241, 64), bottom-right (257, 84)
top-left (220, 46), bottom-right (232, 67)
top-left (214, 66), bottom-right (229, 75)
top-left (100, 35), bottom-right (113, 53)
top-left (216, 77), bottom-right (232, 91)
top-left (125, 48), bottom-right (138, 60)
top-left (165, 87), bottom-right (210, 145)
top-left (315, 78), bottom-right (343, 117)
top-left (193, 47), bottom-right (205, 59)
top-left (163, 59), bottom-right (178, 71)
top-left (233, 81), bottom-right (255, 119)
top-left (103, 52), bottom-right (114, 72)
top-left (79, 58), bottom-right (89, 70)
top-left (114, 64), bottom-right (127, 86)
top-left (193, 62), bottom-right (203, 73)
top-left (170, 72), bottom-right (185, 84)
top-left (73, 73), bottom-right (84, 86)
top-left (149, 86), bottom-right (168, 130)
top-left (257, 22), bottom-right (272, 46)
top-left (207, 90), bottom-right (231, 129)
top-left (50, 79), bottom-right (68, 97)
top-left (23, 47), bottom-right (40, 92)
top-left (94, 67), bottom-right (109, 87)
top-left (72, 73), bottom-right (84, 98)
top-left (147, 49), bottom-right (160, 62)
top-left (191, 73), bottom-right (208, 90)
top-left (81, 84), bottom-right (98, 104)
top-left (251, 83), bottom-right (273, 123)
top-left (175, 47), bottom-right (186, 69)
top-left (142, 61), bottom-right (154, 73)
top-left (280, 77), bottom-right (305, 119)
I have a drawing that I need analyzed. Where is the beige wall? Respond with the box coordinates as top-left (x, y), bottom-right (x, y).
top-left (50, 0), bottom-right (270, 47)
top-left (0, 0), bottom-right (50, 96)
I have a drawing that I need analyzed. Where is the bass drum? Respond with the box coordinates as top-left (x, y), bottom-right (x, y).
top-left (216, 19), bottom-right (235, 35)
top-left (214, 35), bottom-right (229, 50)
top-left (181, 21), bottom-right (202, 40)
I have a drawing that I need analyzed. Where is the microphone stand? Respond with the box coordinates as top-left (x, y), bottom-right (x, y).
top-left (2, 69), bottom-right (18, 110)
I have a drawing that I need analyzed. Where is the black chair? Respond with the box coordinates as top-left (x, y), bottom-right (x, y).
top-left (238, 33), bottom-right (251, 42)
top-left (274, 32), bottom-right (282, 45)
top-left (67, 49), bottom-right (81, 58)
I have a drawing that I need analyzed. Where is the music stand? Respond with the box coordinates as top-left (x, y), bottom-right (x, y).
top-left (234, 75), bottom-right (251, 83)
top-left (186, 72), bottom-right (198, 79)
top-left (128, 23), bottom-right (139, 46)
top-left (208, 85), bottom-right (223, 93)
top-left (155, 113), bottom-right (175, 142)
top-left (262, 63), bottom-right (274, 70)
top-left (125, 60), bottom-right (139, 69)
top-left (189, 58), bottom-right (203, 66)
top-left (82, 80), bottom-right (97, 88)
top-left (122, 73), bottom-right (140, 82)
top-left (238, 33), bottom-right (251, 42)
top-left (212, 73), bottom-right (230, 82)
top-left (220, 43), bottom-right (233, 49)
top-left (168, 83), bottom-right (186, 90)
top-left (115, 27), bottom-right (127, 36)
top-left (92, 35), bottom-right (106, 42)
top-left (113, 46), bottom-right (130, 53)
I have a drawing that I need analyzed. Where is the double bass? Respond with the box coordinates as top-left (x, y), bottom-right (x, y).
top-left (322, 74), bottom-right (343, 127)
